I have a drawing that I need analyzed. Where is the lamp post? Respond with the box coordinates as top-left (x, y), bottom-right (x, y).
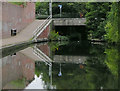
top-left (58, 5), bottom-right (62, 18)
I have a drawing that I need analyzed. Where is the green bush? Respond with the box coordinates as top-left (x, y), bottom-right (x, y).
top-left (49, 30), bottom-right (69, 41)
top-left (104, 3), bottom-right (119, 43)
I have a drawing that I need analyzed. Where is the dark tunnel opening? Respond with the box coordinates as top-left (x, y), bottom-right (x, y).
top-left (55, 25), bottom-right (87, 41)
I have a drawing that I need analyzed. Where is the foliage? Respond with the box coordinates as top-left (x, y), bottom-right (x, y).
top-left (35, 2), bottom-right (119, 43)
top-left (84, 44), bottom-right (118, 89)
top-left (49, 30), bottom-right (69, 41)
top-left (49, 30), bottom-right (59, 40)
top-left (36, 2), bottom-right (86, 18)
top-left (36, 15), bottom-right (49, 19)
top-left (104, 3), bottom-right (119, 43)
top-left (36, 2), bottom-right (49, 15)
top-left (48, 41), bottom-right (69, 55)
top-left (10, 78), bottom-right (25, 89)
top-left (52, 2), bottom-right (86, 16)
top-left (85, 3), bottom-right (110, 39)
top-left (53, 13), bottom-right (80, 18)
top-left (10, 2), bottom-right (27, 7)
top-left (104, 46), bottom-right (118, 77)
top-left (119, 2), bottom-right (120, 42)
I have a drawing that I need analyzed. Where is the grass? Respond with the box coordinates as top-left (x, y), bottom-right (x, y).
top-left (10, 78), bottom-right (25, 89)
top-left (10, 2), bottom-right (27, 7)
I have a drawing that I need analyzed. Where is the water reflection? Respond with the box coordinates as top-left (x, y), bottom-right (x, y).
top-left (2, 52), bottom-right (35, 89)
top-left (1, 41), bottom-right (119, 90)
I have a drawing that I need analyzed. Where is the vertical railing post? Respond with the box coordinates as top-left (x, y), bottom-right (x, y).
top-left (49, 0), bottom-right (52, 18)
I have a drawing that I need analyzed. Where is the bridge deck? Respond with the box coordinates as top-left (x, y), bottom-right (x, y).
top-left (53, 18), bottom-right (86, 26)
top-left (1, 20), bottom-right (45, 47)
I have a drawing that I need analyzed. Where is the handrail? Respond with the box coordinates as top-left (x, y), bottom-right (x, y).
top-left (33, 45), bottom-right (52, 66)
top-left (32, 15), bottom-right (52, 41)
top-left (33, 15), bottom-right (51, 35)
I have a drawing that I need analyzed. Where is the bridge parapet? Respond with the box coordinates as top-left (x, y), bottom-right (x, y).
top-left (53, 55), bottom-right (87, 64)
top-left (53, 18), bottom-right (86, 26)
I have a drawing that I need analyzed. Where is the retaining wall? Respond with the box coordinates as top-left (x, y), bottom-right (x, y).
top-left (2, 2), bottom-right (35, 38)
top-left (2, 52), bottom-right (35, 89)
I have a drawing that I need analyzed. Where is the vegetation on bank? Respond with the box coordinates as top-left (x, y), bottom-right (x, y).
top-left (86, 2), bottom-right (119, 43)
top-left (85, 3), bottom-right (110, 40)
top-left (104, 3), bottom-right (119, 43)
top-left (105, 46), bottom-right (118, 77)
top-left (36, 2), bottom-right (119, 44)
top-left (49, 30), bottom-right (69, 41)
top-left (10, 2), bottom-right (27, 7)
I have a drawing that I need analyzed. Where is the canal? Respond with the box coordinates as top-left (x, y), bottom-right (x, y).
top-left (1, 41), bottom-right (118, 90)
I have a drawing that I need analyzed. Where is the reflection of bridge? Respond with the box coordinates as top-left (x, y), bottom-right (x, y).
top-left (20, 44), bottom-right (87, 64)
top-left (53, 55), bottom-right (87, 64)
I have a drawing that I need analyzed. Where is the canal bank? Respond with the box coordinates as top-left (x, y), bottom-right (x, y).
top-left (1, 20), bottom-right (45, 48)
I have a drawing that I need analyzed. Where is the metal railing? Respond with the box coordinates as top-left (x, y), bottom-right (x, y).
top-left (33, 45), bottom-right (52, 66)
top-left (32, 15), bottom-right (52, 41)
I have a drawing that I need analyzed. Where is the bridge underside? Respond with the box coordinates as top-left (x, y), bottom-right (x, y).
top-left (55, 41), bottom-right (90, 56)
top-left (55, 25), bottom-right (87, 41)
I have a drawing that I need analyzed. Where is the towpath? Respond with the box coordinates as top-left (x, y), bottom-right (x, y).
top-left (1, 20), bottom-right (44, 48)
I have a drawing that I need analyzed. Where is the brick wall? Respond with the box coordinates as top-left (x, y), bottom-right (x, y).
top-left (37, 43), bottom-right (50, 57)
top-left (37, 25), bottom-right (50, 39)
top-left (2, 52), bottom-right (35, 89)
top-left (2, 2), bottom-right (35, 38)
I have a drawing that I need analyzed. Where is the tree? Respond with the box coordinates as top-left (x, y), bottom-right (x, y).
top-left (36, 2), bottom-right (49, 15)
top-left (105, 2), bottom-right (119, 43)
top-left (85, 3), bottom-right (110, 39)
top-left (119, 2), bottom-right (120, 43)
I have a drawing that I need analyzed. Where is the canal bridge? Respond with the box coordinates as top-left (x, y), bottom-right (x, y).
top-left (32, 17), bottom-right (86, 42)
top-left (2, 15), bottom-right (86, 47)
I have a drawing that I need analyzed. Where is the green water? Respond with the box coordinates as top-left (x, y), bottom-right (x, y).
top-left (1, 41), bottom-right (119, 90)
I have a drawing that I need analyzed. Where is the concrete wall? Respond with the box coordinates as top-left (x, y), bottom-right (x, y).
top-left (2, 2), bottom-right (35, 38)
top-left (53, 18), bottom-right (86, 26)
